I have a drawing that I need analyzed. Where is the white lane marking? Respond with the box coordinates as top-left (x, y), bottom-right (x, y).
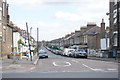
top-left (39, 71), bottom-right (58, 73)
top-left (92, 69), bottom-right (104, 71)
top-left (72, 60), bottom-right (79, 63)
top-left (53, 62), bottom-right (57, 66)
top-left (82, 64), bottom-right (103, 71)
top-left (65, 62), bottom-right (71, 66)
top-left (33, 58), bottom-right (39, 65)
top-left (53, 61), bottom-right (71, 67)
top-left (30, 67), bottom-right (36, 70)
top-left (108, 69), bottom-right (117, 71)
top-left (82, 64), bottom-right (94, 70)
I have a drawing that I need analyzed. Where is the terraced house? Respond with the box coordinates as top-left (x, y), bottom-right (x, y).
top-left (0, 0), bottom-right (13, 58)
top-left (109, 0), bottom-right (120, 50)
top-left (0, 0), bottom-right (2, 57)
top-left (108, 0), bottom-right (120, 58)
top-left (47, 22), bottom-right (102, 50)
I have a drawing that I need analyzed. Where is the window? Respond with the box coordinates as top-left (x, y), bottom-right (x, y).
top-left (113, 9), bottom-right (117, 18)
top-left (2, 2), bottom-right (6, 17)
top-left (85, 35), bottom-right (88, 43)
top-left (113, 0), bottom-right (117, 6)
top-left (119, 8), bottom-right (120, 22)
top-left (84, 35), bottom-right (87, 43)
top-left (113, 35), bottom-right (117, 46)
top-left (2, 26), bottom-right (6, 42)
top-left (113, 18), bottom-right (117, 23)
top-left (0, 7), bottom-right (2, 21)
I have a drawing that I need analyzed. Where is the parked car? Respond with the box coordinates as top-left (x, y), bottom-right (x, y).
top-left (63, 48), bottom-right (75, 56)
top-left (54, 50), bottom-right (63, 55)
top-left (38, 50), bottom-right (48, 59)
top-left (72, 49), bottom-right (88, 58)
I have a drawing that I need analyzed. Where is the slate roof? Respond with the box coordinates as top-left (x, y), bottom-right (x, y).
top-left (83, 26), bottom-right (101, 35)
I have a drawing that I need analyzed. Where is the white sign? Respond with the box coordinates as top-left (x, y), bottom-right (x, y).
top-left (100, 38), bottom-right (109, 50)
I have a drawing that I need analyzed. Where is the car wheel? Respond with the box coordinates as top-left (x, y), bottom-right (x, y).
top-left (74, 54), bottom-right (76, 58)
top-left (85, 56), bottom-right (87, 59)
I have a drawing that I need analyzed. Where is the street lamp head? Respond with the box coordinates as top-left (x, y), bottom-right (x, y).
top-left (106, 12), bottom-right (110, 15)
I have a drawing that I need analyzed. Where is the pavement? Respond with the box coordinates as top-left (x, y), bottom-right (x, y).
top-left (0, 54), bottom-right (119, 69)
top-left (1, 53), bottom-right (39, 68)
top-left (88, 56), bottom-right (120, 63)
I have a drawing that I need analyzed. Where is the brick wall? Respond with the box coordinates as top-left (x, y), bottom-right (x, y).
top-left (2, 26), bottom-right (13, 55)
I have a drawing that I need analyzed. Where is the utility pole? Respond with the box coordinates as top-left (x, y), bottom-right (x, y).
top-left (117, 0), bottom-right (120, 49)
top-left (37, 28), bottom-right (39, 54)
top-left (26, 22), bottom-right (32, 61)
top-left (117, 0), bottom-right (120, 62)
top-left (30, 27), bottom-right (32, 36)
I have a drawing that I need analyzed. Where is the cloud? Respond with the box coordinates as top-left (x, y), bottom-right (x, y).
top-left (7, 0), bottom-right (43, 5)
top-left (7, 0), bottom-right (83, 5)
top-left (55, 11), bottom-right (82, 21)
top-left (7, 0), bottom-right (110, 41)
top-left (14, 20), bottom-right (80, 41)
top-left (76, 0), bottom-right (109, 26)
top-left (7, 0), bottom-right (47, 9)
top-left (7, 0), bottom-right (87, 9)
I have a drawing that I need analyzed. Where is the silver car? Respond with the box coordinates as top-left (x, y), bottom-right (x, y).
top-left (73, 49), bottom-right (87, 58)
top-left (38, 50), bottom-right (48, 59)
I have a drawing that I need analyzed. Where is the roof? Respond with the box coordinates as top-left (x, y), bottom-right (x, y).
top-left (83, 26), bottom-right (100, 35)
top-left (87, 22), bottom-right (96, 26)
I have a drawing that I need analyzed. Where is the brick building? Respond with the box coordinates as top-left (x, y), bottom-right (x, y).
top-left (0, 0), bottom-right (13, 58)
top-left (0, 0), bottom-right (2, 56)
top-left (109, 0), bottom-right (120, 50)
top-left (83, 25), bottom-right (101, 49)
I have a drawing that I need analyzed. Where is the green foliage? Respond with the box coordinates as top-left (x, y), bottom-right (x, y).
top-left (49, 46), bottom-right (60, 50)
top-left (18, 39), bottom-right (24, 45)
top-left (52, 46), bottom-right (59, 50)
top-left (33, 47), bottom-right (38, 54)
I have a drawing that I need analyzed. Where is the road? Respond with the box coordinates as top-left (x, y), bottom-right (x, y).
top-left (2, 47), bottom-right (119, 78)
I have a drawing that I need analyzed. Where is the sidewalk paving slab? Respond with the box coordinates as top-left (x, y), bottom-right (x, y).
top-left (88, 56), bottom-right (119, 63)
top-left (1, 53), bottom-right (39, 67)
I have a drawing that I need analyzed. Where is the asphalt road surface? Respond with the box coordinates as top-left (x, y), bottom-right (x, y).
top-left (2, 47), bottom-right (119, 78)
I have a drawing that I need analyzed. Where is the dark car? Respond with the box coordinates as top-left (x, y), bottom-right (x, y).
top-left (38, 50), bottom-right (48, 59)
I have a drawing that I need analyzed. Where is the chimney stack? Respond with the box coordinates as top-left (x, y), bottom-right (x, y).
top-left (101, 19), bottom-right (105, 38)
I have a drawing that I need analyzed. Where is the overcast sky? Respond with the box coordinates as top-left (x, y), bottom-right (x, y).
top-left (7, 0), bottom-right (109, 41)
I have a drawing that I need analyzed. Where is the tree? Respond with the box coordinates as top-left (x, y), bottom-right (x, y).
top-left (18, 39), bottom-right (24, 46)
top-left (18, 39), bottom-right (25, 52)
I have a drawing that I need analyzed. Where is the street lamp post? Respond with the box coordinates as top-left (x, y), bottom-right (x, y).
top-left (30, 27), bottom-right (32, 36)
top-left (105, 32), bottom-right (108, 50)
top-left (30, 27), bottom-right (32, 59)
top-left (26, 22), bottom-right (32, 61)
top-left (37, 28), bottom-right (39, 54)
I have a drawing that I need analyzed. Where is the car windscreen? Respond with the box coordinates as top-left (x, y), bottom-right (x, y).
top-left (78, 49), bottom-right (86, 52)
top-left (39, 52), bottom-right (47, 54)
